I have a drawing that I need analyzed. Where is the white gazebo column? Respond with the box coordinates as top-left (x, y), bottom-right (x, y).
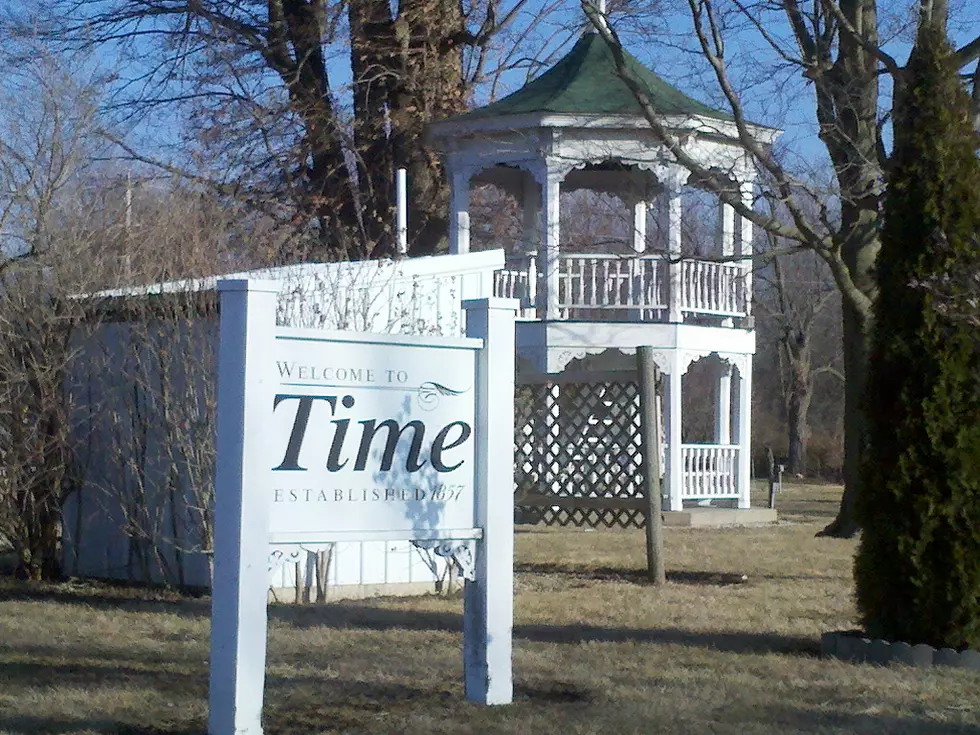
top-left (739, 179), bottom-right (754, 315)
top-left (718, 198), bottom-right (736, 327)
top-left (661, 166), bottom-right (688, 323)
top-left (537, 164), bottom-right (562, 319)
top-left (521, 171), bottom-right (541, 251)
top-left (631, 198), bottom-right (647, 253)
top-left (734, 358), bottom-right (752, 509)
top-left (521, 172), bottom-right (540, 309)
top-left (714, 360), bottom-right (732, 444)
top-left (665, 355), bottom-right (684, 512)
top-left (449, 167), bottom-right (472, 255)
top-left (719, 199), bottom-right (736, 258)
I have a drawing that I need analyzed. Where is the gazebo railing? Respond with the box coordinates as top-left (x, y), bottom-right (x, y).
top-left (558, 254), bottom-right (666, 320)
top-left (679, 444), bottom-right (739, 500)
top-left (680, 260), bottom-right (747, 316)
top-left (493, 265), bottom-right (534, 306)
top-left (494, 252), bottom-right (749, 321)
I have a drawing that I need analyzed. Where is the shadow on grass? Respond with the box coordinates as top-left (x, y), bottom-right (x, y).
top-left (0, 576), bottom-right (210, 618)
top-left (1, 575), bottom-right (817, 657)
top-left (269, 603), bottom-right (819, 656)
top-left (745, 704), bottom-right (980, 735)
top-left (0, 657), bottom-right (207, 734)
top-left (516, 562), bottom-right (750, 586)
top-left (0, 656), bottom-right (595, 735)
top-left (0, 657), bottom-right (205, 692)
top-left (0, 718), bottom-right (201, 735)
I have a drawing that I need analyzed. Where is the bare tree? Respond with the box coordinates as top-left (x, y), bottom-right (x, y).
top-left (6, 0), bottom-right (584, 261)
top-left (583, 0), bottom-right (980, 536)
top-left (0, 56), bottom-right (113, 580)
top-left (756, 244), bottom-right (843, 476)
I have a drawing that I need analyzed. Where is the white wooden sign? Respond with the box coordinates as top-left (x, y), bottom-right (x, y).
top-left (267, 332), bottom-right (478, 541)
top-left (208, 280), bottom-right (517, 735)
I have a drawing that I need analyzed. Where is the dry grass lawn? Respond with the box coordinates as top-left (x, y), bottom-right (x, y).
top-left (2, 482), bottom-right (979, 734)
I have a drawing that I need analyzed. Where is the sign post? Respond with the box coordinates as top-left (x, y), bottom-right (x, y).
top-left (208, 282), bottom-right (517, 735)
top-left (463, 298), bottom-right (516, 705)
top-left (209, 280), bottom-right (280, 735)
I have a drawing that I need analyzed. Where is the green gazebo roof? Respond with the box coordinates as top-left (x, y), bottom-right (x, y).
top-left (456, 31), bottom-right (732, 122)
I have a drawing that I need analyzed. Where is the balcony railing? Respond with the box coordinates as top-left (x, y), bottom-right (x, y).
top-left (681, 260), bottom-right (747, 316)
top-left (493, 252), bottom-right (749, 322)
top-left (558, 254), bottom-right (666, 320)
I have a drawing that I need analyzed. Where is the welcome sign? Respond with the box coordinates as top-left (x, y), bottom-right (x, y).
top-left (267, 332), bottom-right (479, 541)
top-left (208, 280), bottom-right (516, 735)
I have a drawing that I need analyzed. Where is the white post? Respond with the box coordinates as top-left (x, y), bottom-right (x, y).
top-left (663, 173), bottom-right (684, 323)
top-left (718, 198), bottom-right (735, 325)
top-left (632, 199), bottom-right (647, 253)
top-left (740, 180), bottom-right (754, 315)
top-left (714, 361), bottom-right (732, 445)
top-left (665, 358), bottom-right (683, 512)
top-left (526, 252), bottom-right (537, 312)
top-left (462, 297), bottom-right (517, 705)
top-left (719, 199), bottom-right (735, 257)
top-left (396, 168), bottom-right (408, 255)
top-left (450, 168), bottom-right (471, 255)
top-left (522, 173), bottom-right (540, 314)
top-left (521, 172), bottom-right (540, 253)
top-left (209, 279), bottom-right (280, 735)
top-left (734, 358), bottom-right (753, 509)
top-left (539, 167), bottom-right (561, 319)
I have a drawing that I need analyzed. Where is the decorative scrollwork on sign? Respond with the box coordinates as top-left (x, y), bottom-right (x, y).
top-left (417, 382), bottom-right (468, 410)
top-left (268, 545), bottom-right (303, 572)
top-left (412, 539), bottom-right (477, 581)
top-left (268, 542), bottom-right (335, 573)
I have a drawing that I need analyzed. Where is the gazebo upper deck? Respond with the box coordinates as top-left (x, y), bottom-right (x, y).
top-left (428, 26), bottom-right (780, 331)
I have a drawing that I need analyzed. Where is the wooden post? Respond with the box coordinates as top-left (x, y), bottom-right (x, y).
top-left (767, 447), bottom-right (777, 509)
top-left (638, 347), bottom-right (665, 585)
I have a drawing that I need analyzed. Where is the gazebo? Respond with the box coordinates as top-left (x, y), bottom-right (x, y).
top-left (428, 22), bottom-right (780, 521)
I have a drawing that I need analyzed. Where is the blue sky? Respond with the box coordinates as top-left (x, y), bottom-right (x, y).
top-left (6, 0), bottom-right (979, 181)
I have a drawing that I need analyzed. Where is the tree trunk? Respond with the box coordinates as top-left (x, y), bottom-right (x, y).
top-left (781, 327), bottom-right (813, 477)
top-left (819, 280), bottom-right (873, 537)
top-left (812, 0), bottom-right (881, 537)
top-left (785, 377), bottom-right (811, 476)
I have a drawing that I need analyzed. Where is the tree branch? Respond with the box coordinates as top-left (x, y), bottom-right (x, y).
top-left (582, 1), bottom-right (831, 253)
top-left (822, 0), bottom-right (902, 79)
top-left (813, 365), bottom-right (845, 382)
top-left (954, 33), bottom-right (980, 68)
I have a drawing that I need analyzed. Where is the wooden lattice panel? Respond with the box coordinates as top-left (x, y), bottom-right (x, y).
top-left (515, 381), bottom-right (647, 528)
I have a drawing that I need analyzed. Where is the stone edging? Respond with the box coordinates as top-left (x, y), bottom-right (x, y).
top-left (821, 631), bottom-right (980, 669)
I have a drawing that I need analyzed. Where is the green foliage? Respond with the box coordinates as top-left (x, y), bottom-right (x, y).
top-left (855, 23), bottom-right (980, 650)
